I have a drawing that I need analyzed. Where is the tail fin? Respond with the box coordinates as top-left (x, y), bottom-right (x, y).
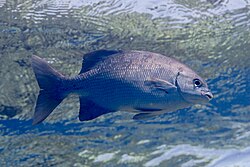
top-left (31, 55), bottom-right (66, 125)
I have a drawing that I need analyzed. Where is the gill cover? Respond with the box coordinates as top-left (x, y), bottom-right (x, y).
top-left (176, 69), bottom-right (212, 104)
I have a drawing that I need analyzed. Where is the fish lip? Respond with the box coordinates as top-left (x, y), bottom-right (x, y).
top-left (203, 91), bottom-right (213, 101)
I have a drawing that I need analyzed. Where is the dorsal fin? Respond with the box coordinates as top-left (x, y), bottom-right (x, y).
top-left (79, 50), bottom-right (122, 74)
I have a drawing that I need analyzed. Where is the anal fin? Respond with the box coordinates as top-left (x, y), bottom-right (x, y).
top-left (79, 97), bottom-right (113, 121)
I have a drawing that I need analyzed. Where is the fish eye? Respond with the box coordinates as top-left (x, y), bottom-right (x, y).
top-left (193, 79), bottom-right (202, 87)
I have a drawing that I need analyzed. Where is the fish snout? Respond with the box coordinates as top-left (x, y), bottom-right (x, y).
top-left (203, 91), bottom-right (213, 101)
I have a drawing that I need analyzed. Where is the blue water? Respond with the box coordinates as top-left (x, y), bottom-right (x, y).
top-left (0, 0), bottom-right (250, 166)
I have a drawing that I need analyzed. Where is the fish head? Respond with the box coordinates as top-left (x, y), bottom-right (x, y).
top-left (176, 68), bottom-right (213, 104)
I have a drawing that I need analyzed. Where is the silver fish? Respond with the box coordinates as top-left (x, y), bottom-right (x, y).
top-left (31, 50), bottom-right (213, 125)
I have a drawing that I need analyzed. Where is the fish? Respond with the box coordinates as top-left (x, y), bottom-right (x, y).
top-left (31, 50), bottom-right (213, 125)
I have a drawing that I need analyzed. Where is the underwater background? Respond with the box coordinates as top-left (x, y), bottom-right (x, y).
top-left (0, 0), bottom-right (250, 166)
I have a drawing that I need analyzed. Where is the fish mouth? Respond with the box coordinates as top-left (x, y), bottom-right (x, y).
top-left (203, 91), bottom-right (213, 101)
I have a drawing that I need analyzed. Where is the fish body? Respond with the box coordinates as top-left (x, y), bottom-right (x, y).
top-left (31, 50), bottom-right (213, 125)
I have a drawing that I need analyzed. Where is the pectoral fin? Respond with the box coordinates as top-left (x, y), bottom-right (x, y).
top-left (79, 97), bottom-right (113, 121)
top-left (144, 78), bottom-right (177, 94)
